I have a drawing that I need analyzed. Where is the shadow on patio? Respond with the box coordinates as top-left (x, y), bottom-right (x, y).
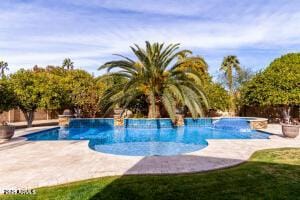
top-left (88, 152), bottom-right (300, 200)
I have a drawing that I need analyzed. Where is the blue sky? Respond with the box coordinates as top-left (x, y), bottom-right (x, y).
top-left (1, 0), bottom-right (300, 76)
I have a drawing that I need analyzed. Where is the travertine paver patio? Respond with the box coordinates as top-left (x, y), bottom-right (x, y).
top-left (0, 124), bottom-right (299, 191)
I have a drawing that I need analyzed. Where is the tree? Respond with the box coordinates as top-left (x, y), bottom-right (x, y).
top-left (10, 69), bottom-right (44, 127)
top-left (220, 55), bottom-right (241, 113)
top-left (233, 67), bottom-right (255, 112)
top-left (78, 80), bottom-right (106, 117)
top-left (0, 78), bottom-right (16, 114)
top-left (220, 55), bottom-right (241, 92)
top-left (234, 67), bottom-right (255, 88)
top-left (9, 69), bottom-right (68, 127)
top-left (0, 60), bottom-right (9, 78)
top-left (61, 69), bottom-right (104, 117)
top-left (38, 70), bottom-right (70, 111)
top-left (62, 58), bottom-right (74, 70)
top-left (8, 66), bottom-right (105, 125)
top-left (99, 41), bottom-right (208, 121)
top-left (240, 53), bottom-right (300, 122)
top-left (204, 79), bottom-right (230, 112)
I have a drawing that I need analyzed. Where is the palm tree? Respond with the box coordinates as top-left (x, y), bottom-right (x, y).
top-left (99, 41), bottom-right (208, 120)
top-left (62, 58), bottom-right (74, 70)
top-left (220, 55), bottom-right (241, 113)
top-left (0, 61), bottom-right (9, 78)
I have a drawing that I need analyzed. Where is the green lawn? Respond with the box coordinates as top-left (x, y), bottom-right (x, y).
top-left (2, 148), bottom-right (300, 200)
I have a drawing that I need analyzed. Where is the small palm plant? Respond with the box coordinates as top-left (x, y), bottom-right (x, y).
top-left (220, 55), bottom-right (241, 114)
top-left (99, 41), bottom-right (208, 121)
top-left (0, 60), bottom-right (9, 78)
top-left (62, 58), bottom-right (74, 70)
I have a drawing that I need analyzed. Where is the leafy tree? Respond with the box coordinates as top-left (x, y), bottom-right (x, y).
top-left (0, 78), bottom-right (16, 114)
top-left (78, 80), bottom-right (106, 117)
top-left (20, 66), bottom-right (68, 110)
top-left (240, 53), bottom-right (300, 122)
top-left (62, 58), bottom-right (74, 70)
top-left (10, 68), bottom-right (70, 127)
top-left (204, 79), bottom-right (230, 112)
top-left (220, 55), bottom-right (241, 113)
top-left (61, 69), bottom-right (104, 117)
top-left (10, 69), bottom-right (45, 127)
top-left (39, 71), bottom-right (69, 111)
top-left (8, 66), bottom-right (106, 125)
top-left (0, 60), bottom-right (9, 78)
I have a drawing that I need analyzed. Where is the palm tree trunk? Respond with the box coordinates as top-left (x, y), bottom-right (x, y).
top-left (229, 91), bottom-right (235, 115)
top-left (148, 103), bottom-right (161, 118)
top-left (147, 92), bottom-right (161, 118)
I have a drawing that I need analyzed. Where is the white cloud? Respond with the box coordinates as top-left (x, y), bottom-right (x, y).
top-left (67, 0), bottom-right (215, 16)
top-left (1, 0), bottom-right (300, 74)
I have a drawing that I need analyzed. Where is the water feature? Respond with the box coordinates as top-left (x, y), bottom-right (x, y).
top-left (213, 118), bottom-right (252, 132)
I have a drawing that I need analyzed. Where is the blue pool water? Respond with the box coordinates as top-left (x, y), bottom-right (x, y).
top-left (26, 118), bottom-right (270, 156)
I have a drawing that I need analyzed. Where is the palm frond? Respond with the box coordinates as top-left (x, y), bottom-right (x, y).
top-left (98, 41), bottom-right (209, 118)
top-left (162, 90), bottom-right (176, 121)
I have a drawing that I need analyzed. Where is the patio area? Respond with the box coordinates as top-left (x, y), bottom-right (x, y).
top-left (0, 124), bottom-right (299, 192)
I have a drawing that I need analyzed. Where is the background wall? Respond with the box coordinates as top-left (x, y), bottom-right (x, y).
top-left (0, 109), bottom-right (58, 123)
top-left (239, 105), bottom-right (299, 123)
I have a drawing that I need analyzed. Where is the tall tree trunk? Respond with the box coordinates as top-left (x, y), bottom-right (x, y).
top-left (22, 110), bottom-right (35, 128)
top-left (148, 103), bottom-right (161, 118)
top-left (227, 67), bottom-right (236, 116)
top-left (147, 93), bottom-right (162, 118)
top-left (229, 93), bottom-right (236, 116)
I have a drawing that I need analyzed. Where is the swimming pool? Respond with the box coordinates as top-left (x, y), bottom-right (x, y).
top-left (25, 118), bottom-right (270, 156)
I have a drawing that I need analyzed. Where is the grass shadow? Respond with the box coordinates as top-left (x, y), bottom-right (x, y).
top-left (89, 156), bottom-right (300, 200)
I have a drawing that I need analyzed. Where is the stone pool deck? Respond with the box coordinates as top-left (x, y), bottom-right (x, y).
top-left (0, 124), bottom-right (299, 191)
